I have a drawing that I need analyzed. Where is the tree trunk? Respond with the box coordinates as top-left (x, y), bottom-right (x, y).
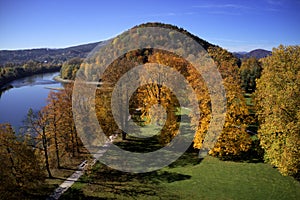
top-left (122, 131), bottom-right (127, 140)
top-left (74, 125), bottom-right (80, 154)
top-left (6, 147), bottom-right (18, 178)
top-left (54, 129), bottom-right (60, 168)
top-left (42, 128), bottom-right (52, 178)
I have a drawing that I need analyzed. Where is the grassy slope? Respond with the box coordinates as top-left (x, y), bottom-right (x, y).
top-left (60, 106), bottom-right (300, 200)
top-left (163, 156), bottom-right (300, 200)
top-left (61, 149), bottom-right (300, 200)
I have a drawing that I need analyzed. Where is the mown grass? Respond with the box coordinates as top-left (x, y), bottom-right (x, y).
top-left (60, 106), bottom-right (300, 199)
top-left (162, 156), bottom-right (300, 200)
top-left (60, 137), bottom-right (300, 200)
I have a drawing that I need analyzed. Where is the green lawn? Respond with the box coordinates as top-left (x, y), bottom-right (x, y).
top-left (60, 106), bottom-right (300, 199)
top-left (163, 156), bottom-right (300, 200)
top-left (60, 144), bottom-right (300, 200)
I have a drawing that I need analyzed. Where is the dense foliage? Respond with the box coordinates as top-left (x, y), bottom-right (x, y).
top-left (0, 60), bottom-right (60, 88)
top-left (255, 45), bottom-right (300, 179)
top-left (239, 57), bottom-right (262, 93)
top-left (60, 57), bottom-right (83, 80)
top-left (81, 22), bottom-right (253, 159)
top-left (0, 124), bottom-right (45, 199)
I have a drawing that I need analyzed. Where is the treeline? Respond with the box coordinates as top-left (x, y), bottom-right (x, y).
top-left (255, 45), bottom-right (300, 178)
top-left (0, 41), bottom-right (106, 89)
top-left (228, 46), bottom-right (300, 179)
top-left (0, 61), bottom-right (61, 89)
top-left (23, 85), bottom-right (85, 176)
top-left (0, 42), bottom-right (100, 66)
top-left (60, 57), bottom-right (83, 80)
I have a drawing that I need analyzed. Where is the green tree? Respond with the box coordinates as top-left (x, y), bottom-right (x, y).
top-left (60, 57), bottom-right (83, 80)
top-left (255, 45), bottom-right (300, 178)
top-left (239, 57), bottom-right (262, 93)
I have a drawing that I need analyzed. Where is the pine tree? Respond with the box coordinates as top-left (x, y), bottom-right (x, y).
top-left (239, 57), bottom-right (262, 93)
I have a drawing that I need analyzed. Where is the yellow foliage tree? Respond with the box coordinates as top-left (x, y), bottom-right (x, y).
top-left (255, 45), bottom-right (300, 178)
top-left (0, 124), bottom-right (45, 199)
top-left (190, 47), bottom-right (252, 158)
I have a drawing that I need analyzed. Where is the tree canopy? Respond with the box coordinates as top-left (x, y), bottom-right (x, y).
top-left (239, 57), bottom-right (262, 93)
top-left (255, 45), bottom-right (300, 178)
top-left (78, 22), bottom-right (253, 159)
top-left (0, 124), bottom-right (45, 198)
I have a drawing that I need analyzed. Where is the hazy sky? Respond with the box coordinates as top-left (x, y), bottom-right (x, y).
top-left (0, 0), bottom-right (299, 51)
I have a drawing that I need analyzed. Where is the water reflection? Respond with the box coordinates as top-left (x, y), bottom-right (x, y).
top-left (0, 72), bottom-right (61, 129)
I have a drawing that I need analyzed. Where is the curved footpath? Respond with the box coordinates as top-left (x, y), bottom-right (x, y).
top-left (47, 140), bottom-right (112, 200)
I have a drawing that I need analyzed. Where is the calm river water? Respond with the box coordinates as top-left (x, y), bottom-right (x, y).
top-left (0, 72), bottom-right (61, 129)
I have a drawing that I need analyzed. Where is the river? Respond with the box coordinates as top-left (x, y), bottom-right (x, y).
top-left (0, 72), bottom-right (62, 129)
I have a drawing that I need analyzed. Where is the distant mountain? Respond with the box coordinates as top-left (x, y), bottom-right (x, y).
top-left (233, 49), bottom-right (271, 59)
top-left (0, 41), bottom-right (105, 66)
top-left (234, 51), bottom-right (248, 55)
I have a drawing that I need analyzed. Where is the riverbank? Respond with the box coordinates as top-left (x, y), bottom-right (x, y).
top-left (0, 66), bottom-right (61, 89)
top-left (53, 75), bottom-right (74, 83)
top-left (0, 71), bottom-right (62, 128)
top-left (0, 85), bottom-right (13, 98)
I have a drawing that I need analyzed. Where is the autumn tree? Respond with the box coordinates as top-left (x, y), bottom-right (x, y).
top-left (23, 84), bottom-right (84, 175)
top-left (255, 45), bottom-right (300, 178)
top-left (61, 57), bottom-right (83, 80)
top-left (139, 51), bottom-right (190, 144)
top-left (53, 84), bottom-right (84, 157)
top-left (95, 50), bottom-right (147, 140)
top-left (0, 123), bottom-right (45, 199)
top-left (45, 91), bottom-right (64, 168)
top-left (189, 47), bottom-right (252, 158)
top-left (25, 108), bottom-right (53, 178)
top-left (79, 22), bottom-right (253, 159)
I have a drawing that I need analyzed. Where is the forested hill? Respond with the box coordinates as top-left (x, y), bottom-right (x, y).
top-left (0, 41), bottom-right (104, 66)
top-left (0, 30), bottom-right (271, 67)
top-left (60, 22), bottom-right (241, 81)
top-left (134, 22), bottom-right (215, 50)
top-left (233, 49), bottom-right (272, 59)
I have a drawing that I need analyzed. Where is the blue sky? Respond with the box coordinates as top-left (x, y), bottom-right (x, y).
top-left (0, 0), bottom-right (299, 51)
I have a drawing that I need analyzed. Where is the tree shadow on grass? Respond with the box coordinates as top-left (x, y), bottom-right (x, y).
top-left (91, 164), bottom-right (191, 183)
top-left (168, 143), bottom-right (204, 168)
top-left (114, 134), bottom-right (164, 153)
top-left (216, 139), bottom-right (265, 164)
top-left (60, 164), bottom-right (190, 199)
top-left (61, 187), bottom-right (117, 200)
top-left (59, 134), bottom-right (206, 199)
